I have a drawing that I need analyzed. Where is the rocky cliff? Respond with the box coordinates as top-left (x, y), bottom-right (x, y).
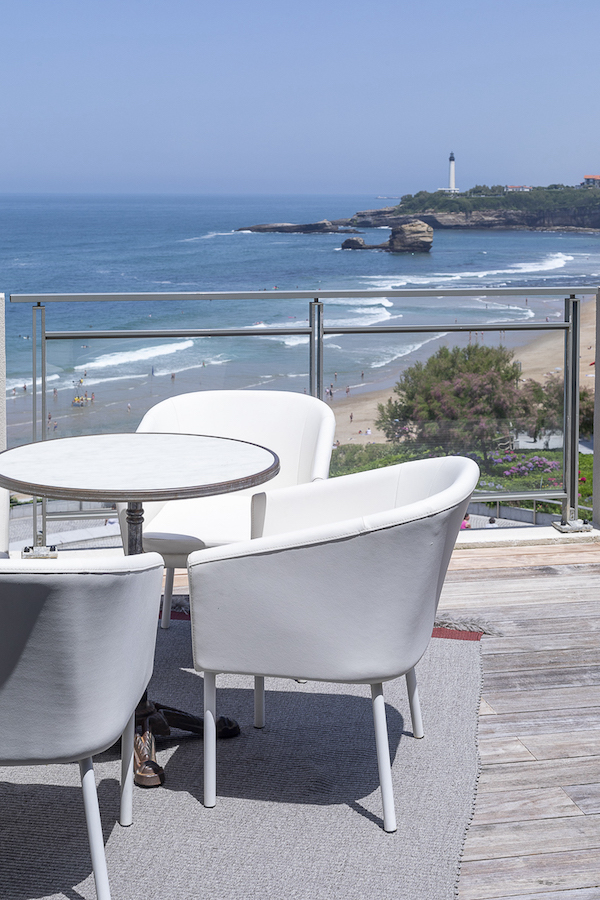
top-left (337, 207), bottom-right (600, 230)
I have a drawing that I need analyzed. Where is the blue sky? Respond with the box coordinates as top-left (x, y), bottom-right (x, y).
top-left (1, 0), bottom-right (598, 195)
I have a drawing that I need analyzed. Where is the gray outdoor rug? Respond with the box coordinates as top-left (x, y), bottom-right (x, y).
top-left (0, 623), bottom-right (482, 900)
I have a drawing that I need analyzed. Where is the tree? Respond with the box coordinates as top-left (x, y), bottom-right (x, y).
top-left (375, 344), bottom-right (537, 464)
top-left (537, 375), bottom-right (594, 440)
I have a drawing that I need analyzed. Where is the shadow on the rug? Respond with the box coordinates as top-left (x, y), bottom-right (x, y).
top-left (0, 778), bottom-right (119, 899)
top-left (158, 685), bottom-right (407, 807)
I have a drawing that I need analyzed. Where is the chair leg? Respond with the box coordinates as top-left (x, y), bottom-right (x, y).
top-left (254, 675), bottom-right (265, 728)
top-left (119, 712), bottom-right (135, 827)
top-left (405, 666), bottom-right (424, 739)
top-left (203, 671), bottom-right (217, 808)
top-left (161, 567), bottom-right (175, 629)
top-left (371, 683), bottom-right (397, 833)
top-left (79, 757), bottom-right (112, 900)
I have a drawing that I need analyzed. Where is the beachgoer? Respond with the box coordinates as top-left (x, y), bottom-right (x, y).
top-left (53, 387), bottom-right (58, 398)
top-left (366, 427), bottom-right (371, 435)
top-left (91, 393), bottom-right (95, 402)
top-left (460, 513), bottom-right (471, 530)
top-left (334, 372), bottom-right (337, 381)
top-left (361, 371), bottom-right (364, 379)
top-left (346, 386), bottom-right (350, 396)
top-left (349, 412), bottom-right (353, 422)
top-left (23, 384), bottom-right (26, 392)
top-left (171, 373), bottom-right (175, 381)
top-left (127, 403), bottom-right (131, 413)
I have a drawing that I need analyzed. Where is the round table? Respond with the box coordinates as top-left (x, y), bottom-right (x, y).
top-left (0, 431), bottom-right (280, 786)
top-left (0, 432), bottom-right (280, 554)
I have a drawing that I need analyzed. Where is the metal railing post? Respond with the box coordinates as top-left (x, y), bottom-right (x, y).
top-left (31, 305), bottom-right (40, 544)
top-left (40, 305), bottom-right (47, 543)
top-left (563, 295), bottom-right (580, 522)
top-left (309, 299), bottom-right (324, 399)
top-left (594, 289), bottom-right (600, 528)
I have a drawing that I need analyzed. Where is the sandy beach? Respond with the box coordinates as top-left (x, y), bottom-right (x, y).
top-left (330, 298), bottom-right (597, 445)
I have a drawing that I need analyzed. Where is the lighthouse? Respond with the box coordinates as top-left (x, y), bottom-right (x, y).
top-left (439, 152), bottom-right (459, 193)
top-left (449, 152), bottom-right (457, 192)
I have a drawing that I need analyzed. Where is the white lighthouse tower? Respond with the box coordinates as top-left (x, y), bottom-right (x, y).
top-left (448, 151), bottom-right (457, 193)
top-left (439, 151), bottom-right (459, 193)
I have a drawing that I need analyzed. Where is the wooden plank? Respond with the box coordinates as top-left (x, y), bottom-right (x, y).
top-left (462, 814), bottom-right (600, 861)
top-left (450, 544), bottom-right (600, 566)
top-left (483, 686), bottom-right (600, 714)
top-left (521, 731), bottom-right (600, 760)
top-left (478, 707), bottom-right (600, 738)
top-left (471, 786), bottom-right (584, 825)
top-left (479, 758), bottom-right (600, 792)
top-left (564, 783), bottom-right (600, 815)
top-left (484, 666), bottom-right (600, 693)
top-left (459, 849), bottom-right (600, 899)
top-left (483, 648), bottom-right (600, 673)
top-left (460, 872), bottom-right (600, 900)
top-left (482, 631), bottom-right (600, 652)
top-left (479, 737), bottom-right (535, 764)
top-left (481, 615), bottom-right (600, 638)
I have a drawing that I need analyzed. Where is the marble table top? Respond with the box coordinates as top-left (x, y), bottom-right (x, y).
top-left (0, 433), bottom-right (280, 502)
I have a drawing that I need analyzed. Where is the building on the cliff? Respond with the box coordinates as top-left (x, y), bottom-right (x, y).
top-left (505, 185), bottom-right (532, 192)
top-left (439, 151), bottom-right (459, 194)
top-left (582, 175), bottom-right (600, 188)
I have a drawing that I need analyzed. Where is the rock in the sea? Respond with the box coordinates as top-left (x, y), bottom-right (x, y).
top-left (341, 237), bottom-right (367, 250)
top-left (341, 219), bottom-right (433, 253)
top-left (237, 219), bottom-right (359, 234)
top-left (388, 220), bottom-right (433, 253)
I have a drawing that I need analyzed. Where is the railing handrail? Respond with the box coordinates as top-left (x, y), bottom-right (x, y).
top-left (10, 285), bottom-right (598, 304)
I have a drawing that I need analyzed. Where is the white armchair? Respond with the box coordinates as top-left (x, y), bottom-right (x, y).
top-left (0, 553), bottom-right (164, 900)
top-left (118, 390), bottom-right (335, 627)
top-left (188, 456), bottom-right (479, 832)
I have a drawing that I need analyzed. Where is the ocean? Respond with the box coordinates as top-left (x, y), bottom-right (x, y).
top-left (2, 193), bottom-right (600, 447)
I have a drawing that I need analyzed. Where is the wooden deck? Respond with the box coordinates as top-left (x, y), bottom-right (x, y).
top-left (442, 542), bottom-right (600, 900)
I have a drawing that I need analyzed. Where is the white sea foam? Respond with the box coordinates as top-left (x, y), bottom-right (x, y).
top-left (77, 340), bottom-right (195, 371)
top-left (370, 333), bottom-right (448, 368)
top-left (360, 253), bottom-right (576, 290)
top-left (326, 297), bottom-right (394, 308)
top-left (6, 374), bottom-right (60, 393)
top-left (325, 307), bottom-right (393, 329)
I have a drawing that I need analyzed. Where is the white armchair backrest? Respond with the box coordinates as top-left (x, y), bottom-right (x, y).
top-left (137, 390), bottom-right (335, 489)
top-left (189, 457), bottom-right (479, 684)
top-left (0, 553), bottom-right (163, 766)
top-left (252, 456), bottom-right (480, 539)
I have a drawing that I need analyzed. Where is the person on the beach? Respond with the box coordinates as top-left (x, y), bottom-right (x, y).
top-left (460, 513), bottom-right (471, 530)
top-left (350, 412), bottom-right (353, 422)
